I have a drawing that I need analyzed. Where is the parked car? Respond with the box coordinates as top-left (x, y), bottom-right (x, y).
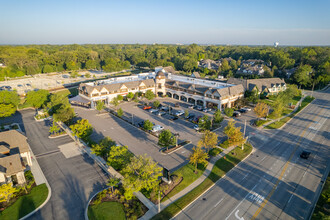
top-left (196, 106), bottom-right (203, 111)
top-left (242, 107), bottom-right (251, 111)
top-left (155, 111), bottom-right (166, 116)
top-left (174, 103), bottom-right (180, 107)
top-left (300, 151), bottom-right (311, 159)
top-left (193, 124), bottom-right (200, 131)
top-left (26, 83), bottom-right (31, 87)
top-left (188, 105), bottom-right (194, 109)
top-left (152, 125), bottom-right (164, 132)
top-left (233, 111), bottom-right (241, 117)
top-left (185, 113), bottom-right (195, 119)
top-left (175, 110), bottom-right (185, 116)
top-left (17, 84), bottom-right (23, 87)
top-left (193, 116), bottom-right (202, 123)
top-left (169, 116), bottom-right (179, 121)
top-left (239, 108), bottom-right (248, 113)
top-left (149, 109), bottom-right (158, 113)
top-left (143, 106), bottom-right (152, 110)
top-left (160, 106), bottom-right (169, 111)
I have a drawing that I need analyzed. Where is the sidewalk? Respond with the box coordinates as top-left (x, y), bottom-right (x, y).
top-left (261, 94), bottom-right (306, 128)
top-left (138, 145), bottom-right (237, 220)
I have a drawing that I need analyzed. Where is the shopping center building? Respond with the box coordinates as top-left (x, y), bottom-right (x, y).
top-left (71, 68), bottom-right (245, 110)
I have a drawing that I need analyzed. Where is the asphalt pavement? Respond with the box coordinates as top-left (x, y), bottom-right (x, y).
top-left (1, 110), bottom-right (109, 220)
top-left (174, 89), bottom-right (330, 220)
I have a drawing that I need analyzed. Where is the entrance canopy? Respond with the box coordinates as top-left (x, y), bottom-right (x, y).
top-left (69, 95), bottom-right (91, 107)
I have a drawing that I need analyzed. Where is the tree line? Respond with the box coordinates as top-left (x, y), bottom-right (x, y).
top-left (0, 44), bottom-right (329, 88)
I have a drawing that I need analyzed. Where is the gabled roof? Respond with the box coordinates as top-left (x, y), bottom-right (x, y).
top-left (0, 130), bottom-right (30, 155)
top-left (0, 154), bottom-right (24, 176)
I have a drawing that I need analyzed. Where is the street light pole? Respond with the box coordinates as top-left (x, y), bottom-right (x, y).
top-left (242, 119), bottom-right (246, 150)
top-left (158, 190), bottom-right (161, 213)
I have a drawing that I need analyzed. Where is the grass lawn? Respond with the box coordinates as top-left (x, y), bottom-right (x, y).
top-left (267, 109), bottom-right (293, 120)
top-left (53, 89), bottom-right (71, 96)
top-left (312, 174), bottom-right (330, 219)
top-left (68, 87), bottom-right (79, 96)
top-left (260, 99), bottom-right (274, 106)
top-left (266, 96), bottom-right (314, 129)
top-left (161, 163), bottom-right (206, 202)
top-left (291, 95), bottom-right (302, 105)
top-left (152, 144), bottom-right (252, 220)
top-left (88, 201), bottom-right (126, 220)
top-left (0, 184), bottom-right (48, 220)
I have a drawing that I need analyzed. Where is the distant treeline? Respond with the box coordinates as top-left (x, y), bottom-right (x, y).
top-left (0, 44), bottom-right (329, 88)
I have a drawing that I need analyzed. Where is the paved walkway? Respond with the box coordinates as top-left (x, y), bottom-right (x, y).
top-left (139, 145), bottom-right (237, 220)
top-left (261, 94), bottom-right (306, 128)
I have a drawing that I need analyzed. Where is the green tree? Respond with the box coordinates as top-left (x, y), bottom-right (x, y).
top-left (126, 92), bottom-right (134, 100)
top-left (184, 109), bottom-right (189, 118)
top-left (0, 183), bottom-right (18, 203)
top-left (96, 101), bottom-right (104, 113)
top-left (254, 102), bottom-right (269, 119)
top-left (70, 119), bottom-right (93, 140)
top-left (26, 89), bottom-right (50, 108)
top-left (293, 65), bottom-right (313, 88)
top-left (42, 64), bottom-right (54, 73)
top-left (143, 120), bottom-right (153, 131)
top-left (198, 115), bottom-right (211, 131)
top-left (49, 121), bottom-right (60, 135)
top-left (224, 108), bottom-right (234, 117)
top-left (122, 154), bottom-right (162, 200)
top-left (117, 95), bottom-right (123, 101)
top-left (0, 104), bottom-right (16, 118)
top-left (47, 92), bottom-right (70, 114)
top-left (145, 90), bottom-right (155, 101)
top-left (153, 100), bottom-right (160, 108)
top-left (107, 145), bottom-right (133, 170)
top-left (107, 177), bottom-right (120, 194)
top-left (158, 129), bottom-right (176, 150)
top-left (197, 130), bottom-right (218, 152)
top-left (224, 119), bottom-right (245, 146)
top-left (0, 90), bottom-right (20, 107)
top-left (213, 109), bottom-right (223, 124)
top-left (53, 105), bottom-right (75, 123)
top-left (189, 146), bottom-right (209, 173)
top-left (271, 98), bottom-right (284, 118)
top-left (85, 72), bottom-right (91, 78)
top-left (91, 137), bottom-right (116, 159)
top-left (117, 108), bottom-right (124, 117)
top-left (111, 97), bottom-right (119, 109)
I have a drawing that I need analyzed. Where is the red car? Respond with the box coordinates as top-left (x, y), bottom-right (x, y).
top-left (143, 106), bottom-right (152, 110)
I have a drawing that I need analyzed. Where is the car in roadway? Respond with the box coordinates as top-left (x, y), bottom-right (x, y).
top-left (233, 111), bottom-right (241, 117)
top-left (152, 125), bottom-right (164, 132)
top-left (300, 151), bottom-right (311, 159)
top-left (17, 84), bottom-right (23, 88)
top-left (143, 105), bottom-right (152, 110)
top-left (26, 83), bottom-right (32, 87)
top-left (175, 110), bottom-right (185, 116)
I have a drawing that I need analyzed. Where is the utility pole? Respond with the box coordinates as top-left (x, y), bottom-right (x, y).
top-left (311, 80), bottom-right (315, 98)
top-left (132, 113), bottom-right (134, 125)
top-left (242, 119), bottom-right (246, 150)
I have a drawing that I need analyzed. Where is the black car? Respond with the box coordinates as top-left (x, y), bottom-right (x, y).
top-left (169, 116), bottom-right (179, 121)
top-left (300, 151), bottom-right (311, 159)
top-left (239, 109), bottom-right (247, 113)
top-left (185, 113), bottom-right (195, 119)
top-left (233, 111), bottom-right (241, 117)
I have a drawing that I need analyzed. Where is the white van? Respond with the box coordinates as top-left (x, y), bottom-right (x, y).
top-left (152, 125), bottom-right (164, 132)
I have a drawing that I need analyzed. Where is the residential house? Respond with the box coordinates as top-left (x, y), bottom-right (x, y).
top-left (227, 78), bottom-right (286, 95)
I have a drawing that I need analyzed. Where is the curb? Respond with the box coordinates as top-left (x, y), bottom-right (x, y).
top-left (160, 142), bottom-right (191, 155)
top-left (169, 145), bottom-right (255, 219)
top-left (84, 187), bottom-right (111, 220)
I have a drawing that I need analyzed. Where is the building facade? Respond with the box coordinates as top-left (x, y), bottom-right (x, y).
top-left (73, 68), bottom-right (245, 110)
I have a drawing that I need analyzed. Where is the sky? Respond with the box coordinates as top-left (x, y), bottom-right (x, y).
top-left (0, 0), bottom-right (330, 45)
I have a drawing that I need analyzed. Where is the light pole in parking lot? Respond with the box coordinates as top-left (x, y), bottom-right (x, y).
top-left (131, 113), bottom-right (134, 125)
top-left (242, 119), bottom-right (246, 150)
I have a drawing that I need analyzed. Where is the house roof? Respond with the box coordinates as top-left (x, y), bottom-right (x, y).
top-left (0, 154), bottom-right (24, 176)
top-left (0, 130), bottom-right (30, 155)
top-left (191, 72), bottom-right (201, 78)
top-left (163, 66), bottom-right (175, 74)
top-left (227, 78), bottom-right (285, 91)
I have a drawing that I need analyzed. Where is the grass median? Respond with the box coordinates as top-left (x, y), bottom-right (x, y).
top-left (88, 201), bottom-right (126, 220)
top-left (152, 143), bottom-right (252, 220)
top-left (0, 183), bottom-right (48, 220)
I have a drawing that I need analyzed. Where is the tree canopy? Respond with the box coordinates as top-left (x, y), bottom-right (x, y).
top-left (70, 119), bottom-right (93, 140)
top-left (26, 89), bottom-right (49, 108)
top-left (158, 129), bottom-right (176, 150)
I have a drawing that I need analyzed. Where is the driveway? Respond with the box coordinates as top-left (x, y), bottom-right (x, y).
top-left (74, 107), bottom-right (194, 171)
top-left (2, 110), bottom-right (109, 220)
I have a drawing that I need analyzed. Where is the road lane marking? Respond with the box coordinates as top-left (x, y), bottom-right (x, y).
top-left (251, 106), bottom-right (325, 220)
top-left (242, 173), bottom-right (249, 180)
top-left (288, 194), bottom-right (294, 203)
top-left (235, 210), bottom-right (244, 220)
top-left (225, 184), bottom-right (258, 220)
top-left (214, 198), bottom-right (224, 207)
